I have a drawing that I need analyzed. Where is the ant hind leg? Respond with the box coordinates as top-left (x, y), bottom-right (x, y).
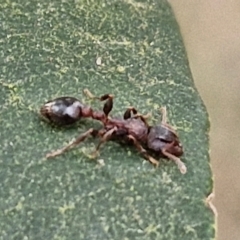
top-left (46, 128), bottom-right (97, 159)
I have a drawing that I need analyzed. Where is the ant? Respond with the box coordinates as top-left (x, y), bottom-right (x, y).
top-left (40, 89), bottom-right (187, 174)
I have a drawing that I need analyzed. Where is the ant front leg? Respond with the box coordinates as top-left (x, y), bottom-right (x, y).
top-left (46, 128), bottom-right (98, 159)
top-left (160, 107), bottom-right (177, 135)
top-left (127, 135), bottom-right (159, 167)
top-left (161, 146), bottom-right (187, 174)
top-left (160, 106), bottom-right (167, 125)
top-left (123, 107), bottom-right (151, 126)
top-left (83, 89), bottom-right (114, 117)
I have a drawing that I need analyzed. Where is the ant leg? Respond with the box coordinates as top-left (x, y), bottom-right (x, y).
top-left (134, 113), bottom-right (151, 127)
top-left (124, 107), bottom-right (151, 120)
top-left (83, 89), bottom-right (114, 117)
top-left (160, 106), bottom-right (167, 124)
top-left (83, 89), bottom-right (95, 99)
top-left (123, 107), bottom-right (138, 119)
top-left (161, 148), bottom-right (187, 174)
top-left (46, 128), bottom-right (97, 159)
top-left (124, 107), bottom-right (151, 126)
top-left (160, 107), bottom-right (177, 135)
top-left (91, 127), bottom-right (117, 158)
top-left (127, 135), bottom-right (159, 167)
top-left (100, 94), bottom-right (114, 117)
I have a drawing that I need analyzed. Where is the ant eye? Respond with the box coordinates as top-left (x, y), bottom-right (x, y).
top-left (158, 137), bottom-right (171, 143)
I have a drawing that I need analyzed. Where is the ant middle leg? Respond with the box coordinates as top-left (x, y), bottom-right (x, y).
top-left (46, 128), bottom-right (98, 159)
top-left (123, 107), bottom-right (137, 119)
top-left (127, 135), bottom-right (159, 167)
top-left (124, 107), bottom-right (151, 126)
top-left (83, 89), bottom-right (114, 117)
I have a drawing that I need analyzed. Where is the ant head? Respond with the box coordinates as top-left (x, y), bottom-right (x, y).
top-left (147, 125), bottom-right (183, 157)
top-left (166, 139), bottom-right (183, 157)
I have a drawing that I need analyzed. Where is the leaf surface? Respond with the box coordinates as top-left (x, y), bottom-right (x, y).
top-left (0, 0), bottom-right (214, 239)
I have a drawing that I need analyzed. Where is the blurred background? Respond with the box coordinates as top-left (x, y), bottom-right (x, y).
top-left (169, 1), bottom-right (240, 239)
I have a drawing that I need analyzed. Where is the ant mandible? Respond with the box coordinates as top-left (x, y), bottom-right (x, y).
top-left (40, 89), bottom-right (187, 174)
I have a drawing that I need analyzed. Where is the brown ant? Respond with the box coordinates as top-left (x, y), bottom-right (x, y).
top-left (40, 90), bottom-right (186, 174)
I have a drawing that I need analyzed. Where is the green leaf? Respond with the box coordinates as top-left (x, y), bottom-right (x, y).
top-left (0, 0), bottom-right (215, 239)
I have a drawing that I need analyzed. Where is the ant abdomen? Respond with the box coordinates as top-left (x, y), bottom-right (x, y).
top-left (40, 97), bottom-right (84, 125)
